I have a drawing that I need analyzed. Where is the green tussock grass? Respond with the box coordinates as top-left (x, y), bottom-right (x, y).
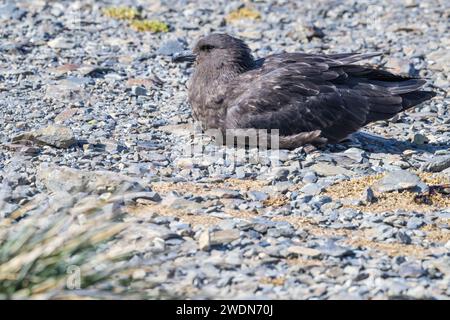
top-left (0, 192), bottom-right (175, 299)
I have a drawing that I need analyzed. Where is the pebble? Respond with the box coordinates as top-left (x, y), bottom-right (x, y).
top-left (199, 229), bottom-right (240, 251)
top-left (317, 240), bottom-right (353, 258)
top-left (385, 57), bottom-right (416, 76)
top-left (157, 39), bottom-right (186, 56)
top-left (247, 191), bottom-right (268, 201)
top-left (412, 133), bottom-right (429, 145)
top-left (300, 183), bottom-right (322, 196)
top-left (302, 171), bottom-right (318, 183)
top-left (406, 217), bottom-right (425, 230)
top-left (131, 86), bottom-right (148, 97)
top-left (399, 263), bottom-right (425, 278)
top-left (361, 187), bottom-right (375, 204)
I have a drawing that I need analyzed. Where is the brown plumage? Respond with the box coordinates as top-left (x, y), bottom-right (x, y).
top-left (173, 34), bottom-right (435, 149)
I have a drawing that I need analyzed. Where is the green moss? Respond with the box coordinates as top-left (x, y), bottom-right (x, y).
top-left (102, 6), bottom-right (169, 33)
top-left (102, 6), bottom-right (140, 20)
top-left (130, 19), bottom-right (169, 33)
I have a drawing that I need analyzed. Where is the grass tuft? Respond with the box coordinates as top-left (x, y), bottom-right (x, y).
top-left (226, 7), bottom-right (261, 23)
top-left (102, 6), bottom-right (140, 20)
top-left (102, 6), bottom-right (169, 33)
top-left (130, 19), bottom-right (169, 33)
top-left (0, 193), bottom-right (139, 299)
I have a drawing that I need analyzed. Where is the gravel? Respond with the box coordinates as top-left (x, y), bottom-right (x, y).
top-left (0, 0), bottom-right (449, 300)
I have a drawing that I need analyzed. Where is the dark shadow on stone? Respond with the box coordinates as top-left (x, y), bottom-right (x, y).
top-left (326, 131), bottom-right (450, 155)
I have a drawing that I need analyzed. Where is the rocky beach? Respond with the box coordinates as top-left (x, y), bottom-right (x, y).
top-left (0, 0), bottom-right (449, 299)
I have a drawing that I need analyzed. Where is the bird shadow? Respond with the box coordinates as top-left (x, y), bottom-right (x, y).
top-left (326, 131), bottom-right (450, 155)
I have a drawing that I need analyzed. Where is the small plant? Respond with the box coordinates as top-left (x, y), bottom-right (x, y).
top-left (102, 6), bottom-right (169, 33)
top-left (226, 7), bottom-right (261, 23)
top-left (102, 6), bottom-right (140, 20)
top-left (0, 194), bottom-right (133, 299)
top-left (130, 19), bottom-right (170, 33)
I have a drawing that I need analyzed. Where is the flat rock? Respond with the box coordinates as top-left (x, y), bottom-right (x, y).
top-left (12, 125), bottom-right (76, 148)
top-left (384, 57), bottom-right (415, 76)
top-left (300, 183), bottom-right (322, 196)
top-left (373, 170), bottom-right (423, 193)
top-left (210, 188), bottom-right (242, 199)
top-left (428, 49), bottom-right (450, 72)
top-left (54, 108), bottom-right (79, 124)
top-left (199, 229), bottom-right (240, 251)
top-left (157, 39), bottom-right (186, 56)
top-left (198, 230), bottom-right (211, 251)
top-left (247, 190), bottom-right (268, 201)
top-left (47, 37), bottom-right (75, 49)
top-left (210, 229), bottom-right (240, 245)
top-left (37, 165), bottom-right (145, 194)
top-left (287, 246), bottom-right (321, 257)
top-left (45, 77), bottom-right (91, 100)
top-left (107, 191), bottom-right (162, 204)
top-left (162, 196), bottom-right (204, 211)
top-left (317, 240), bottom-right (353, 257)
top-left (310, 163), bottom-right (353, 177)
top-left (421, 155), bottom-right (450, 173)
top-left (399, 263), bottom-right (425, 278)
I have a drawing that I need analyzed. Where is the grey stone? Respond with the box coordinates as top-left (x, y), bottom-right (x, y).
top-left (198, 230), bottom-right (211, 251)
top-left (412, 133), bottom-right (429, 145)
top-left (131, 86), bottom-right (148, 96)
top-left (406, 217), bottom-right (425, 230)
top-left (162, 196), bottom-right (204, 211)
top-left (157, 39), bottom-right (186, 56)
top-left (399, 263), bottom-right (425, 278)
top-left (373, 170), bottom-right (422, 193)
top-left (13, 125), bottom-right (76, 148)
top-left (310, 163), bottom-right (353, 177)
top-left (247, 190), bottom-right (268, 201)
top-left (37, 165), bottom-right (145, 194)
top-left (199, 229), bottom-right (240, 250)
top-left (361, 187), bottom-right (375, 204)
top-left (287, 246), bottom-right (321, 257)
top-left (269, 167), bottom-right (289, 181)
top-left (108, 191), bottom-right (162, 204)
top-left (428, 49), bottom-right (450, 72)
top-left (211, 188), bottom-right (242, 199)
top-left (317, 240), bottom-right (353, 257)
top-left (47, 37), bottom-right (75, 49)
top-left (421, 155), bottom-right (450, 173)
top-left (302, 171), bottom-right (318, 183)
top-left (385, 57), bottom-right (416, 76)
top-left (396, 230), bottom-right (412, 244)
top-left (300, 183), bottom-right (322, 196)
